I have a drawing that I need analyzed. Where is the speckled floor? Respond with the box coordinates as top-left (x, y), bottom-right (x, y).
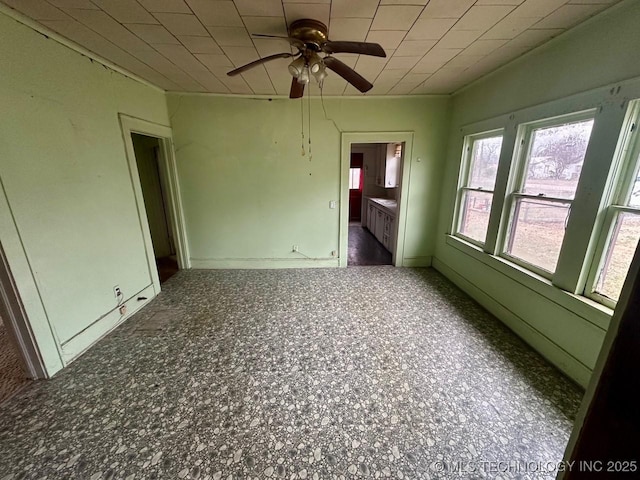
top-left (0, 268), bottom-right (583, 479)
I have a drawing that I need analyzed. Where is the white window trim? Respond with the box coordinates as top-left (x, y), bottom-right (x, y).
top-left (584, 100), bottom-right (640, 307)
top-left (497, 110), bottom-right (597, 279)
top-left (452, 129), bottom-right (504, 248)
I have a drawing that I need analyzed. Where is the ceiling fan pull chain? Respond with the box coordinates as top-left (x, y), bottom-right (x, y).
top-left (300, 97), bottom-right (306, 156)
top-left (308, 92), bottom-right (312, 161)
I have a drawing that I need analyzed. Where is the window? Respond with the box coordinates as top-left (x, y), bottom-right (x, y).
top-left (349, 168), bottom-right (362, 190)
top-left (587, 103), bottom-right (640, 305)
top-left (454, 132), bottom-right (503, 245)
top-left (501, 114), bottom-right (594, 275)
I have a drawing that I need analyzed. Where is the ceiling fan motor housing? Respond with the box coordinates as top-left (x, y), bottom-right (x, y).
top-left (288, 19), bottom-right (328, 52)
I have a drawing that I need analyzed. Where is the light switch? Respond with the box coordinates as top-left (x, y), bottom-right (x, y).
top-left (329, 200), bottom-right (337, 209)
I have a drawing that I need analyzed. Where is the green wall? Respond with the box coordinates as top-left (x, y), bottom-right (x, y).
top-left (434, 0), bottom-right (640, 387)
top-left (167, 94), bottom-right (450, 268)
top-left (0, 12), bottom-right (170, 375)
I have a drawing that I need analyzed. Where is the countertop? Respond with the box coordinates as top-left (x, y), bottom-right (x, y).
top-left (368, 197), bottom-right (397, 215)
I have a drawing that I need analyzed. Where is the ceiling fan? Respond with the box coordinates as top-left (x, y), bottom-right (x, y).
top-left (227, 19), bottom-right (386, 98)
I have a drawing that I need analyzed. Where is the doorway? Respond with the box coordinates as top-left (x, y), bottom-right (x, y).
top-left (131, 133), bottom-right (178, 284)
top-left (120, 115), bottom-right (189, 293)
top-left (0, 309), bottom-right (30, 403)
top-left (346, 142), bottom-right (405, 267)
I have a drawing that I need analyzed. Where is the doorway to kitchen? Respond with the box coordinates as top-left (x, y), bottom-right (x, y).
top-left (344, 138), bottom-right (408, 267)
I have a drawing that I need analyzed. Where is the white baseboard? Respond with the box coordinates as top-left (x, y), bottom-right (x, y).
top-left (432, 257), bottom-right (592, 388)
top-left (190, 258), bottom-right (340, 269)
top-left (60, 284), bottom-right (156, 364)
top-left (402, 256), bottom-right (432, 267)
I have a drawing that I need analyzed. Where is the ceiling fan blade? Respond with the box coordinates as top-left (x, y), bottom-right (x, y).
top-left (322, 41), bottom-right (386, 57)
top-left (227, 52), bottom-right (294, 76)
top-left (289, 78), bottom-right (305, 99)
top-left (323, 57), bottom-right (373, 93)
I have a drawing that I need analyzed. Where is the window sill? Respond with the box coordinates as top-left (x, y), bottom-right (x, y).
top-left (444, 234), bottom-right (613, 330)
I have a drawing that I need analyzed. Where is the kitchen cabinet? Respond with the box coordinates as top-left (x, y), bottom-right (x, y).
top-left (364, 198), bottom-right (397, 254)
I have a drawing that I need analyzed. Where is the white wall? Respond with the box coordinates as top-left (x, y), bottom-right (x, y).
top-left (434, 0), bottom-right (640, 387)
top-left (0, 12), bottom-right (170, 375)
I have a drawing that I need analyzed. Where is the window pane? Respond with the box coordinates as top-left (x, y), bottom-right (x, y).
top-left (349, 168), bottom-right (361, 190)
top-left (458, 190), bottom-right (493, 244)
top-left (523, 119), bottom-right (594, 199)
top-left (505, 198), bottom-right (571, 273)
top-left (468, 136), bottom-right (502, 190)
top-left (595, 212), bottom-right (640, 301)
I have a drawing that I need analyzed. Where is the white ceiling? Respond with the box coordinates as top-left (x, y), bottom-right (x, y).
top-left (2, 0), bottom-right (622, 95)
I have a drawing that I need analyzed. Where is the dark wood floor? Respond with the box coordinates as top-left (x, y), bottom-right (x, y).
top-left (156, 256), bottom-right (179, 283)
top-left (348, 224), bottom-right (392, 266)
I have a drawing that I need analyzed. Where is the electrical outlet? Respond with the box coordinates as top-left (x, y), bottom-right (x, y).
top-left (114, 285), bottom-right (122, 298)
top-left (331, 250), bottom-right (337, 257)
top-left (292, 245), bottom-right (299, 252)
top-left (119, 305), bottom-right (127, 315)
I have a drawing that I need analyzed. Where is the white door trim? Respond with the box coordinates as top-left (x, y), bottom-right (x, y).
top-left (340, 132), bottom-right (414, 267)
top-left (119, 115), bottom-right (190, 293)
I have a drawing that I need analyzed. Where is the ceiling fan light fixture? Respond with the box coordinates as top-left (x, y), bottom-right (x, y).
top-left (297, 66), bottom-right (310, 84)
top-left (288, 56), bottom-right (305, 77)
top-left (312, 64), bottom-right (327, 84)
top-left (308, 52), bottom-right (323, 74)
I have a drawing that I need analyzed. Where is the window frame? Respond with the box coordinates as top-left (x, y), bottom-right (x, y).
top-left (453, 129), bottom-right (504, 248)
top-left (584, 100), bottom-right (640, 307)
top-left (497, 110), bottom-right (597, 279)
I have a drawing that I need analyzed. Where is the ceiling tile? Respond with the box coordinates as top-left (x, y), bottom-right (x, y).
top-left (371, 6), bottom-right (423, 31)
top-left (206, 26), bottom-right (254, 46)
top-left (461, 38), bottom-right (508, 56)
top-left (406, 18), bottom-right (457, 40)
top-left (385, 55), bottom-right (421, 70)
top-left (64, 9), bottom-right (151, 52)
top-left (445, 53), bottom-right (484, 68)
top-left (137, 0), bottom-right (191, 13)
top-left (242, 16), bottom-right (288, 36)
top-left (436, 29), bottom-right (483, 49)
top-left (48, 0), bottom-right (99, 9)
top-left (567, 0), bottom-right (617, 3)
top-left (2, 0), bottom-right (69, 20)
top-left (153, 44), bottom-right (209, 73)
top-left (253, 38), bottom-right (292, 56)
top-left (329, 18), bottom-right (372, 42)
top-left (366, 30), bottom-right (406, 51)
top-left (209, 67), bottom-right (254, 93)
top-left (178, 35), bottom-right (223, 54)
top-left (395, 40), bottom-right (436, 56)
top-left (354, 51), bottom-right (393, 79)
top-left (194, 53), bottom-right (233, 69)
top-left (186, 0), bottom-right (243, 26)
top-left (411, 48), bottom-right (462, 73)
top-left (420, 0), bottom-right (475, 19)
top-left (533, 4), bottom-right (602, 28)
top-left (233, 0), bottom-right (283, 17)
top-left (482, 14), bottom-right (540, 39)
top-left (330, 0), bottom-right (379, 18)
top-left (508, 28), bottom-right (563, 48)
top-left (91, 0), bottom-right (158, 24)
top-left (221, 45), bottom-right (260, 66)
top-left (475, 0), bottom-right (524, 4)
top-left (154, 13), bottom-right (209, 36)
top-left (453, 5), bottom-right (515, 31)
top-left (332, 53), bottom-right (358, 68)
top-left (510, 0), bottom-right (569, 18)
top-left (189, 70), bottom-right (229, 92)
top-left (126, 24), bottom-right (180, 44)
top-left (284, 3), bottom-right (330, 26)
top-left (381, 0), bottom-right (429, 4)
top-left (240, 65), bottom-right (276, 94)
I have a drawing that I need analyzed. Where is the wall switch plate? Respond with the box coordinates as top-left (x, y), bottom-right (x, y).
top-left (329, 200), bottom-right (337, 209)
top-left (292, 245), bottom-right (299, 252)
